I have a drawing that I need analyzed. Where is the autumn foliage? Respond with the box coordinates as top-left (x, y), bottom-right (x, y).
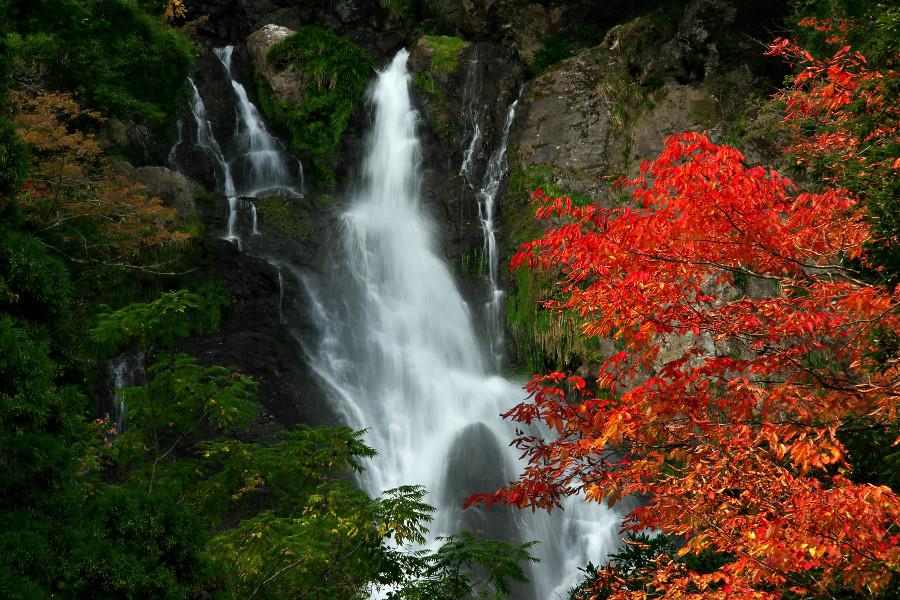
top-left (9, 91), bottom-right (189, 264)
top-left (468, 31), bottom-right (900, 599)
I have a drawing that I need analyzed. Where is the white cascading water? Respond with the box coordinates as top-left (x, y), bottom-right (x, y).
top-left (171, 77), bottom-right (239, 241)
top-left (476, 96), bottom-right (518, 371)
top-left (106, 351), bottom-right (145, 435)
top-left (214, 46), bottom-right (304, 200)
top-left (170, 47), bottom-right (304, 245)
top-left (304, 50), bottom-right (621, 599)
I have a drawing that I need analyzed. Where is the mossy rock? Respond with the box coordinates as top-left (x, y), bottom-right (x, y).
top-left (255, 27), bottom-right (374, 186)
top-left (410, 36), bottom-right (468, 143)
top-left (502, 156), bottom-right (604, 372)
top-left (421, 35), bottom-right (469, 73)
top-left (253, 196), bottom-right (311, 240)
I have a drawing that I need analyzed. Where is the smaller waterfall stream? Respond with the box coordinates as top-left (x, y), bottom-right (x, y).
top-left (171, 46), bottom-right (303, 245)
top-left (106, 351), bottom-right (145, 434)
top-left (214, 46), bottom-right (303, 199)
top-left (476, 96), bottom-right (518, 371)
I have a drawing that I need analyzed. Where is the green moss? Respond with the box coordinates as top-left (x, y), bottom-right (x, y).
top-left (459, 247), bottom-right (487, 279)
top-left (414, 71), bottom-right (436, 95)
top-left (254, 196), bottom-right (311, 239)
top-left (502, 158), bottom-right (601, 372)
top-left (257, 27), bottom-right (374, 186)
top-left (422, 35), bottom-right (469, 73)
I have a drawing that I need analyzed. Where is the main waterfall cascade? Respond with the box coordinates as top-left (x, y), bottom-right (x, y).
top-left (173, 45), bottom-right (621, 599)
top-left (304, 50), bottom-right (622, 598)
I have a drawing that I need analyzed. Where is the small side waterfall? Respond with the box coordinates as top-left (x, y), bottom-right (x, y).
top-left (476, 96), bottom-right (518, 371)
top-left (106, 351), bottom-right (145, 434)
top-left (304, 50), bottom-right (621, 599)
top-left (171, 77), bottom-right (239, 240)
top-left (457, 49), bottom-right (518, 370)
top-left (170, 46), bottom-right (303, 245)
top-left (213, 46), bottom-right (303, 199)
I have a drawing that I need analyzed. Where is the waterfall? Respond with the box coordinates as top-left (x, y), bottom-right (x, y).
top-left (170, 46), bottom-right (303, 244)
top-left (173, 77), bottom-right (239, 241)
top-left (250, 202), bottom-right (260, 235)
top-left (476, 96), bottom-right (518, 371)
top-left (214, 46), bottom-right (302, 200)
top-left (458, 49), bottom-right (518, 370)
top-left (459, 48), bottom-right (483, 189)
top-left (304, 50), bottom-right (621, 599)
top-left (106, 351), bottom-right (145, 434)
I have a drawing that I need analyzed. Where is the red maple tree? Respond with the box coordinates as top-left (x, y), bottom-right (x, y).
top-left (468, 33), bottom-right (900, 598)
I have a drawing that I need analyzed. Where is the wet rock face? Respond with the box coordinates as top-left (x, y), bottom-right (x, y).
top-left (174, 238), bottom-right (337, 435)
top-left (511, 48), bottom-right (616, 201)
top-left (409, 38), bottom-right (525, 248)
top-left (408, 37), bottom-right (525, 314)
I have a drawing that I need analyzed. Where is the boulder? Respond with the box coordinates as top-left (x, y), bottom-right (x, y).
top-left (131, 166), bottom-right (198, 218)
top-left (246, 24), bottom-right (303, 105)
top-left (116, 163), bottom-right (199, 218)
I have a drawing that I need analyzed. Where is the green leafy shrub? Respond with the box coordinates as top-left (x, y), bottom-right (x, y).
top-left (0, 118), bottom-right (28, 194)
top-left (90, 288), bottom-right (229, 356)
top-left (0, 225), bottom-right (71, 324)
top-left (11, 0), bottom-right (195, 130)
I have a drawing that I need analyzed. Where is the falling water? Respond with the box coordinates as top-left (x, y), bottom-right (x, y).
top-left (173, 77), bottom-right (239, 241)
top-left (106, 352), bottom-right (145, 435)
top-left (170, 46), bottom-right (304, 244)
top-left (276, 267), bottom-right (287, 324)
top-left (459, 48), bottom-right (483, 189)
top-left (250, 202), bottom-right (260, 235)
top-left (304, 50), bottom-right (621, 599)
top-left (476, 96), bottom-right (518, 370)
top-left (213, 46), bottom-right (302, 200)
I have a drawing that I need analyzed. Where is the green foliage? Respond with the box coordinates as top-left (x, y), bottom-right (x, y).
top-left (10, 0), bottom-right (195, 130)
top-left (0, 117), bottom-right (28, 194)
top-left (0, 315), bottom-right (87, 501)
top-left (569, 532), bottom-right (730, 600)
top-left (122, 353), bottom-right (257, 443)
top-left (530, 36), bottom-right (574, 73)
top-left (379, 0), bottom-right (410, 16)
top-left (209, 484), bottom-right (432, 599)
top-left (59, 487), bottom-right (214, 600)
top-left (0, 224), bottom-right (71, 325)
top-left (259, 27), bottom-right (373, 185)
top-left (394, 532), bottom-right (537, 600)
top-left (90, 288), bottom-right (228, 356)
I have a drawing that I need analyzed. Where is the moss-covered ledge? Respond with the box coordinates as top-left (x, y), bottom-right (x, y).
top-left (407, 35), bottom-right (470, 142)
top-left (250, 26), bottom-right (373, 186)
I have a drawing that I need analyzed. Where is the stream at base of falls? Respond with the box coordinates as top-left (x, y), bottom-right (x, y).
top-left (173, 45), bottom-right (621, 599)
